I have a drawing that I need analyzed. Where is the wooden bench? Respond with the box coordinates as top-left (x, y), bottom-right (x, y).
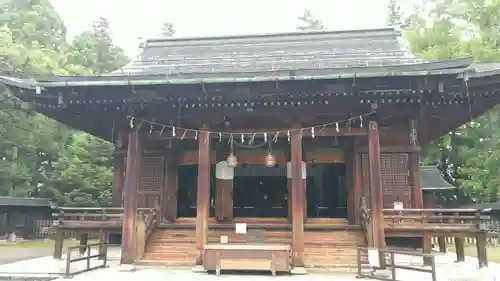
top-left (203, 244), bottom-right (291, 276)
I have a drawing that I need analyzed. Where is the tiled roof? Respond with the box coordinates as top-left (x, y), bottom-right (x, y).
top-left (113, 27), bottom-right (467, 78)
top-left (420, 166), bottom-right (456, 191)
top-left (0, 196), bottom-right (53, 208)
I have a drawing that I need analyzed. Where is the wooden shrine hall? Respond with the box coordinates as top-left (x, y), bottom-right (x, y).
top-left (1, 27), bottom-right (497, 272)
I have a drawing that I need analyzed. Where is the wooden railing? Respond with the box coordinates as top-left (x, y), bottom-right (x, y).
top-left (53, 207), bottom-right (155, 223)
top-left (135, 205), bottom-right (158, 260)
top-left (65, 241), bottom-right (108, 277)
top-left (383, 208), bottom-right (489, 231)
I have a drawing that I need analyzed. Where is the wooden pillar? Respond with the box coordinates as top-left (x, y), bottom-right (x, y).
top-left (215, 161), bottom-right (234, 221)
top-left (163, 148), bottom-right (180, 222)
top-left (112, 156), bottom-right (125, 207)
top-left (53, 229), bottom-right (64, 259)
top-left (79, 233), bottom-right (88, 254)
top-left (368, 121), bottom-right (386, 256)
top-left (476, 232), bottom-right (488, 268)
top-left (438, 237), bottom-right (447, 253)
top-left (454, 237), bottom-right (465, 262)
top-left (409, 153), bottom-right (423, 208)
top-left (195, 125), bottom-right (211, 266)
top-left (120, 131), bottom-right (141, 264)
top-left (422, 232), bottom-right (432, 266)
top-left (290, 129), bottom-right (305, 269)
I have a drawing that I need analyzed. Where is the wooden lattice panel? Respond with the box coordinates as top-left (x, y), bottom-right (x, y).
top-left (360, 153), bottom-right (411, 208)
top-left (138, 156), bottom-right (164, 195)
top-left (380, 153), bottom-right (410, 208)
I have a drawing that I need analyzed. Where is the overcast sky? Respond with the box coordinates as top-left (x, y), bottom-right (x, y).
top-left (51, 0), bottom-right (420, 57)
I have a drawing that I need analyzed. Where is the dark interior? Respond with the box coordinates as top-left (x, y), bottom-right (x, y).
top-left (233, 176), bottom-right (288, 217)
top-left (177, 163), bottom-right (348, 219)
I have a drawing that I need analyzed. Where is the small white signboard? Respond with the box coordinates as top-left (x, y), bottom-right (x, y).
top-left (368, 248), bottom-right (380, 267)
top-left (220, 235), bottom-right (228, 244)
top-left (235, 223), bottom-right (247, 234)
top-left (394, 201), bottom-right (404, 210)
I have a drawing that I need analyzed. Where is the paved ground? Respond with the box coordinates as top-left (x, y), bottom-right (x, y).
top-left (0, 247), bottom-right (498, 281)
top-left (0, 247), bottom-right (52, 265)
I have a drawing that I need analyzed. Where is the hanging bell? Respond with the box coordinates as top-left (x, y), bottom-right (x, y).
top-left (226, 153), bottom-right (238, 168)
top-left (265, 153), bottom-right (276, 167)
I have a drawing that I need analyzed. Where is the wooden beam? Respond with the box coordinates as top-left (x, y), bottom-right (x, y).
top-left (121, 130), bottom-right (141, 264)
top-left (146, 127), bottom-right (369, 141)
top-left (367, 121), bottom-right (386, 258)
top-left (357, 145), bottom-right (421, 153)
top-left (290, 127), bottom-right (305, 268)
top-left (195, 125), bottom-right (211, 266)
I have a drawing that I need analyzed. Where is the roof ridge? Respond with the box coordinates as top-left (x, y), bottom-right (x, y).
top-left (144, 27), bottom-right (398, 45)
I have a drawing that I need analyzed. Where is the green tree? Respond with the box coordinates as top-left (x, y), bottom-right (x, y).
top-left (67, 17), bottom-right (129, 74)
top-left (297, 9), bottom-right (325, 31)
top-left (0, 0), bottom-right (129, 206)
top-left (44, 133), bottom-right (114, 206)
top-left (401, 0), bottom-right (500, 203)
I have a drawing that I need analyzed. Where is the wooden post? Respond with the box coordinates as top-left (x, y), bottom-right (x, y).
top-left (454, 237), bottom-right (465, 262)
top-left (353, 139), bottom-right (362, 224)
top-left (195, 125), bottom-right (211, 266)
top-left (112, 156), bottom-right (125, 207)
top-left (409, 153), bottom-right (423, 208)
top-left (120, 130), bottom-right (141, 264)
top-left (53, 229), bottom-right (64, 259)
top-left (437, 237), bottom-right (446, 253)
top-left (290, 128), bottom-right (305, 270)
top-left (423, 232), bottom-right (432, 266)
top-left (79, 233), bottom-right (88, 254)
top-left (368, 121), bottom-right (385, 265)
top-left (98, 230), bottom-right (107, 260)
top-left (476, 232), bottom-right (488, 268)
top-left (163, 149), bottom-right (180, 222)
top-left (53, 209), bottom-right (64, 259)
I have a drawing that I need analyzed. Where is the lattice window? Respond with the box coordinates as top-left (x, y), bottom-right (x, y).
top-left (138, 156), bottom-right (164, 195)
top-left (360, 153), bottom-right (411, 208)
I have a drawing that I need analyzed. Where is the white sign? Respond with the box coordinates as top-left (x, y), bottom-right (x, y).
top-left (235, 223), bottom-right (247, 234)
top-left (368, 248), bottom-right (381, 267)
top-left (394, 202), bottom-right (403, 210)
top-left (220, 235), bottom-right (228, 244)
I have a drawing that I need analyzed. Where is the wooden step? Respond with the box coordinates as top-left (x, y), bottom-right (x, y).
top-left (142, 226), bottom-right (366, 268)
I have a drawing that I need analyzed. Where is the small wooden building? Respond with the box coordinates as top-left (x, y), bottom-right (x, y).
top-left (0, 196), bottom-right (53, 240)
top-left (1, 28), bottom-right (498, 270)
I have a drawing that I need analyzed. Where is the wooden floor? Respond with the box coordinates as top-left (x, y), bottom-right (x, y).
top-left (143, 217), bottom-right (365, 268)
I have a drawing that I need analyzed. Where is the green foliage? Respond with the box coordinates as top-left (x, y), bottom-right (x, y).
top-left (0, 0), bottom-right (128, 206)
top-left (395, 0), bottom-right (500, 203)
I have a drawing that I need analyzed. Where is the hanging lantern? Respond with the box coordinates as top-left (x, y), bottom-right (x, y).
top-left (265, 152), bottom-right (276, 167)
top-left (226, 153), bottom-right (238, 168)
top-left (265, 137), bottom-right (276, 167)
top-left (227, 136), bottom-right (237, 167)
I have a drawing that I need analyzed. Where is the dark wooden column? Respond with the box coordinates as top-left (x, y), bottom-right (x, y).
top-left (290, 129), bottom-right (305, 269)
top-left (195, 125), bottom-right (211, 266)
top-left (353, 139), bottom-right (362, 224)
top-left (215, 162), bottom-right (234, 221)
top-left (409, 153), bottom-right (423, 208)
top-left (163, 147), bottom-right (180, 222)
top-left (409, 119), bottom-right (423, 208)
top-left (112, 155), bottom-right (125, 207)
top-left (121, 130), bottom-right (141, 264)
top-left (367, 121), bottom-right (385, 252)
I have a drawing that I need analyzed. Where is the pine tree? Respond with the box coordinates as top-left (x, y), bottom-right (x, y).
top-left (160, 22), bottom-right (175, 37)
top-left (386, 0), bottom-right (403, 27)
